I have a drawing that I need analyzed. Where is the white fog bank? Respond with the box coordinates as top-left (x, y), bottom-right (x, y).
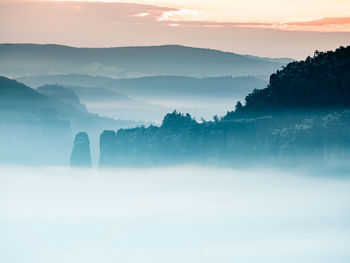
top-left (1, 166), bottom-right (350, 263)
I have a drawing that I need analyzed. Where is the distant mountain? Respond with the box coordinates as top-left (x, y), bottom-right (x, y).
top-left (102, 76), bottom-right (267, 100)
top-left (0, 76), bottom-right (142, 129)
top-left (37, 84), bottom-right (87, 112)
top-left (0, 76), bottom-right (70, 164)
top-left (0, 75), bottom-right (47, 116)
top-left (0, 76), bottom-right (82, 122)
top-left (17, 74), bottom-right (267, 100)
top-left (16, 74), bottom-right (118, 89)
top-left (58, 85), bottom-right (134, 103)
top-left (1, 44), bottom-right (288, 78)
top-left (35, 83), bottom-right (164, 122)
top-left (17, 74), bottom-right (268, 121)
top-left (243, 55), bottom-right (294, 64)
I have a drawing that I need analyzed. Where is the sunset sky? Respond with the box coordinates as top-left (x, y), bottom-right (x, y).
top-left (1, 0), bottom-right (350, 58)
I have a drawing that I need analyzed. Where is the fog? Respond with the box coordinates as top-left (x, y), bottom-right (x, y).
top-left (1, 166), bottom-right (350, 263)
top-left (85, 97), bottom-right (240, 122)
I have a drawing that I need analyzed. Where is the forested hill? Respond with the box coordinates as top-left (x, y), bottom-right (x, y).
top-left (225, 45), bottom-right (350, 119)
top-left (99, 46), bottom-right (350, 166)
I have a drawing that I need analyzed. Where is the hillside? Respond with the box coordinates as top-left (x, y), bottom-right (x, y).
top-left (37, 84), bottom-right (87, 112)
top-left (224, 45), bottom-right (350, 119)
top-left (0, 76), bottom-right (137, 124)
top-left (0, 76), bottom-right (140, 165)
top-left (0, 44), bottom-right (289, 78)
top-left (0, 76), bottom-right (48, 116)
top-left (0, 77), bottom-right (100, 122)
top-left (0, 76), bottom-right (79, 122)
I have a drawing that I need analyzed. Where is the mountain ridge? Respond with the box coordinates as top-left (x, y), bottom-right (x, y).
top-left (16, 74), bottom-right (268, 99)
top-left (0, 43), bottom-right (290, 78)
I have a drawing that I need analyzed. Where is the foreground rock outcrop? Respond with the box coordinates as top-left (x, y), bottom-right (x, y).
top-left (98, 110), bottom-right (350, 167)
top-left (70, 132), bottom-right (91, 167)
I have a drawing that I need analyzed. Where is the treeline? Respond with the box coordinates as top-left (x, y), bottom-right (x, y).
top-left (99, 110), bottom-right (350, 166)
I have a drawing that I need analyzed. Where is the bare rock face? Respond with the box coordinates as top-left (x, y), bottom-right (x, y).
top-left (70, 132), bottom-right (91, 167)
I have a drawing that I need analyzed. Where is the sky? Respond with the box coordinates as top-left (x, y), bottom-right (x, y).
top-left (0, 0), bottom-right (350, 58)
top-left (50, 0), bottom-right (350, 23)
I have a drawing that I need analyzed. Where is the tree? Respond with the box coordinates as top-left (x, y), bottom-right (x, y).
top-left (213, 115), bottom-right (219, 123)
top-left (235, 101), bottom-right (243, 112)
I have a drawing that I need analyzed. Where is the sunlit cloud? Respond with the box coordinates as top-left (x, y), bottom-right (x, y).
top-left (134, 12), bottom-right (149, 17)
top-left (158, 9), bottom-right (205, 22)
top-left (41, 0), bottom-right (350, 24)
top-left (156, 15), bottom-right (350, 32)
top-left (233, 17), bottom-right (350, 32)
top-left (284, 17), bottom-right (350, 32)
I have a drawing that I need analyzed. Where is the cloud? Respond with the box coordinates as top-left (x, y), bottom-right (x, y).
top-left (0, 1), bottom-right (349, 58)
top-left (1, 1), bottom-right (349, 32)
top-left (155, 13), bottom-right (350, 32)
top-left (284, 17), bottom-right (350, 32)
top-left (157, 8), bottom-right (205, 22)
top-left (135, 12), bottom-right (150, 17)
top-left (133, 4), bottom-right (350, 32)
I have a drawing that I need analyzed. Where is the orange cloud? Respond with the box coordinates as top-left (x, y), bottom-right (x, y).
top-left (156, 14), bottom-right (350, 32)
top-left (283, 17), bottom-right (350, 32)
top-left (134, 5), bottom-right (349, 32)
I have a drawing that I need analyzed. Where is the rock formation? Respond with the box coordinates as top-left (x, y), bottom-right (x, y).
top-left (70, 132), bottom-right (91, 167)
